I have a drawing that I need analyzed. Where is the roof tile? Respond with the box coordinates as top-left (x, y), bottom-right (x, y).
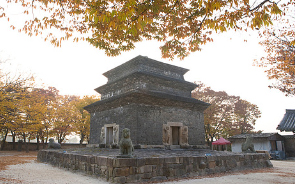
top-left (277, 109), bottom-right (295, 132)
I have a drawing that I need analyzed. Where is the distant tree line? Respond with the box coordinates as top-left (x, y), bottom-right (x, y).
top-left (192, 83), bottom-right (262, 147)
top-left (0, 60), bottom-right (262, 150)
top-left (0, 63), bottom-right (99, 150)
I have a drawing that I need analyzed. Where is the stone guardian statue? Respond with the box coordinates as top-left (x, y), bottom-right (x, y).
top-left (48, 138), bottom-right (61, 149)
top-left (118, 128), bottom-right (134, 158)
top-left (241, 136), bottom-right (255, 153)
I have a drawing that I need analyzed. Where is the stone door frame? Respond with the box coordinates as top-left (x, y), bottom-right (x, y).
top-left (163, 122), bottom-right (188, 146)
top-left (100, 123), bottom-right (119, 147)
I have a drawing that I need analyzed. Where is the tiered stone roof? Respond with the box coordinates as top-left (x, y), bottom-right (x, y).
top-left (85, 55), bottom-right (209, 113)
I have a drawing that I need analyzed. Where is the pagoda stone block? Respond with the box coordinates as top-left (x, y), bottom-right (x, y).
top-left (84, 55), bottom-right (210, 147)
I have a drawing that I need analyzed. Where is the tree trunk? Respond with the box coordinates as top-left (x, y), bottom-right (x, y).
top-left (36, 133), bottom-right (40, 150)
top-left (12, 131), bottom-right (16, 150)
top-left (210, 136), bottom-right (214, 149)
top-left (45, 128), bottom-right (49, 143)
top-left (58, 132), bottom-right (65, 144)
top-left (23, 133), bottom-right (29, 153)
top-left (0, 129), bottom-right (8, 151)
top-left (58, 133), bottom-right (61, 144)
top-left (41, 136), bottom-right (45, 149)
top-left (80, 133), bottom-right (85, 147)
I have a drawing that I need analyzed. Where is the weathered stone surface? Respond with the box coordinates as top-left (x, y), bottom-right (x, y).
top-left (182, 157), bottom-right (193, 165)
top-left (88, 104), bottom-right (207, 146)
top-left (186, 164), bottom-right (194, 173)
top-left (113, 176), bottom-right (126, 183)
top-left (119, 128), bottom-right (134, 157)
top-left (37, 149), bottom-right (273, 184)
top-left (126, 174), bottom-right (144, 183)
top-left (113, 158), bottom-right (137, 167)
top-left (150, 176), bottom-right (168, 182)
top-left (165, 157), bottom-right (179, 164)
top-left (129, 167), bottom-right (137, 175)
top-left (107, 158), bottom-right (114, 167)
top-left (96, 156), bottom-right (108, 166)
top-left (145, 157), bottom-right (164, 165)
top-left (48, 138), bottom-right (61, 149)
top-left (103, 56), bottom-right (188, 83)
top-left (265, 160), bottom-right (273, 167)
top-left (208, 161), bottom-right (216, 169)
top-left (136, 158), bottom-right (146, 167)
top-left (142, 172), bottom-right (153, 179)
top-left (85, 56), bottom-right (209, 147)
top-left (138, 165), bottom-right (153, 174)
top-left (226, 159), bottom-right (238, 169)
top-left (199, 161), bottom-right (207, 170)
top-left (242, 137), bottom-right (255, 153)
top-left (113, 167), bottom-right (130, 177)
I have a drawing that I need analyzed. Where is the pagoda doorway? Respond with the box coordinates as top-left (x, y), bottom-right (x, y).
top-left (171, 126), bottom-right (180, 145)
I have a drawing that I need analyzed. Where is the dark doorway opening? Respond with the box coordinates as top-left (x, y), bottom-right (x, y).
top-left (106, 127), bottom-right (113, 145)
top-left (171, 126), bottom-right (180, 145)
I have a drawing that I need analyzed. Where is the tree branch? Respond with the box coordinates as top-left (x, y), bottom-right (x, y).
top-left (186, 15), bottom-right (207, 44)
top-left (249, 0), bottom-right (276, 12)
top-left (162, 0), bottom-right (179, 19)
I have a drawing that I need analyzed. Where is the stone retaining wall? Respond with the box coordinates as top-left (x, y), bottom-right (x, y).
top-left (1, 142), bottom-right (87, 151)
top-left (37, 150), bottom-right (272, 183)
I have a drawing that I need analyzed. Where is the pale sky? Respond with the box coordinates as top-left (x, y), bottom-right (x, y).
top-left (1, 11), bottom-right (295, 135)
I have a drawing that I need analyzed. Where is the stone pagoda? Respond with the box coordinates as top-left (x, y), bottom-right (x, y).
top-left (84, 55), bottom-right (210, 148)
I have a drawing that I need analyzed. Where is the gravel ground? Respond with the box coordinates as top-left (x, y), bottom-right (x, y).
top-left (0, 151), bottom-right (295, 184)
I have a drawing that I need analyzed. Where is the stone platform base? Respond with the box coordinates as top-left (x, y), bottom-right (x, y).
top-left (37, 148), bottom-right (272, 183)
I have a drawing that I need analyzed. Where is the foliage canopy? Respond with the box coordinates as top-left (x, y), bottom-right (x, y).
top-left (255, 1), bottom-right (295, 96)
top-left (192, 83), bottom-right (261, 145)
top-left (0, 60), bottom-right (99, 149)
top-left (0, 0), bottom-right (284, 59)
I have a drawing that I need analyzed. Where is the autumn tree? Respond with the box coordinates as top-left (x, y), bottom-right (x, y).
top-left (192, 83), bottom-right (261, 146)
top-left (0, 0), bottom-right (284, 59)
top-left (256, 1), bottom-right (295, 96)
top-left (232, 98), bottom-right (261, 134)
top-left (39, 87), bottom-right (59, 148)
top-left (52, 95), bottom-right (80, 143)
top-left (71, 95), bottom-right (99, 146)
top-left (192, 83), bottom-right (233, 145)
top-left (0, 83), bottom-right (25, 150)
top-left (0, 58), bottom-right (96, 147)
top-left (0, 59), bottom-right (35, 150)
top-left (21, 87), bottom-right (59, 150)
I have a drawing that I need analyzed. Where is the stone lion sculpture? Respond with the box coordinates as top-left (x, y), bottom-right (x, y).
top-left (48, 138), bottom-right (61, 149)
top-left (241, 137), bottom-right (255, 153)
top-left (119, 128), bottom-right (134, 157)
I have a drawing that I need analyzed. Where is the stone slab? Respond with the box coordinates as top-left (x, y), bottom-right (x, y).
top-left (37, 148), bottom-right (273, 183)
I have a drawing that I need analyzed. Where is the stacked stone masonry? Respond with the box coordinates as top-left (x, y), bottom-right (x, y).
top-left (37, 150), bottom-right (273, 183)
top-left (84, 55), bottom-right (210, 147)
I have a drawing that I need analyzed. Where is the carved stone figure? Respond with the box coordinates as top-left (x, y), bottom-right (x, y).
top-left (48, 138), bottom-right (61, 149)
top-left (100, 127), bottom-right (105, 144)
top-left (242, 137), bottom-right (255, 153)
top-left (119, 128), bottom-right (134, 157)
top-left (163, 125), bottom-right (170, 145)
top-left (113, 125), bottom-right (119, 145)
top-left (180, 126), bottom-right (189, 146)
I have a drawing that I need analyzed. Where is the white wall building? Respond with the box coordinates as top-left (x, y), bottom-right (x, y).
top-left (229, 133), bottom-right (285, 153)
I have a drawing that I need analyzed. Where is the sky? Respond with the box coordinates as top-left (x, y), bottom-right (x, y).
top-left (1, 10), bottom-right (295, 135)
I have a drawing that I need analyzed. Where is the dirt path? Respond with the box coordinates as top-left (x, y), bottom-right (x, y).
top-left (0, 151), bottom-right (295, 184)
top-left (163, 160), bottom-right (295, 184)
top-left (0, 151), bottom-right (37, 171)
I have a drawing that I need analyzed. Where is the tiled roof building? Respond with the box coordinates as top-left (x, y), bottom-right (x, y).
top-left (277, 109), bottom-right (295, 133)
